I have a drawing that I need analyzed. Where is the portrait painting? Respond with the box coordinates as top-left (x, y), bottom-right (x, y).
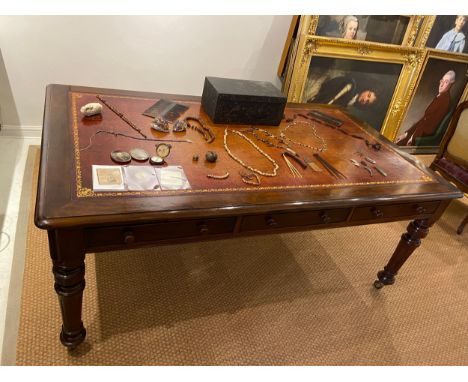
top-left (425, 15), bottom-right (468, 54)
top-left (395, 56), bottom-right (468, 151)
top-left (304, 56), bottom-right (402, 131)
top-left (315, 15), bottom-right (411, 45)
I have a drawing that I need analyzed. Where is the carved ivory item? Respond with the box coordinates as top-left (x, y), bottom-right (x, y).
top-left (80, 102), bottom-right (103, 117)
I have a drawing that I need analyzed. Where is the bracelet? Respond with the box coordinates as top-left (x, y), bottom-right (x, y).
top-left (206, 172), bottom-right (230, 179)
top-left (186, 116), bottom-right (215, 143)
top-left (239, 171), bottom-right (261, 186)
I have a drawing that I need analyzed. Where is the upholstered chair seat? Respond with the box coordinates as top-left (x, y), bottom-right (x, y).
top-left (430, 101), bottom-right (468, 234)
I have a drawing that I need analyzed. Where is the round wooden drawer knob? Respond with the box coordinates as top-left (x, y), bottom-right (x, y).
top-left (266, 216), bottom-right (277, 226)
top-left (371, 207), bottom-right (384, 218)
top-left (198, 223), bottom-right (209, 234)
top-left (123, 231), bottom-right (135, 244)
top-left (319, 212), bottom-right (331, 223)
top-left (416, 205), bottom-right (427, 214)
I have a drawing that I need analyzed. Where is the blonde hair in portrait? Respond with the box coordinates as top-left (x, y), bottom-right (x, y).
top-left (340, 15), bottom-right (359, 39)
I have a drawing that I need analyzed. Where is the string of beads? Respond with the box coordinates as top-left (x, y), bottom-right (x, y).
top-left (247, 121), bottom-right (327, 153)
top-left (224, 129), bottom-right (279, 177)
top-left (280, 120), bottom-right (327, 152)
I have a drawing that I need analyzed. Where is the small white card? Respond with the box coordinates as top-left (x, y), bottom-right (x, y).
top-left (92, 165), bottom-right (189, 192)
top-left (156, 166), bottom-right (191, 190)
top-left (92, 165), bottom-right (125, 191)
top-left (123, 166), bottom-right (160, 191)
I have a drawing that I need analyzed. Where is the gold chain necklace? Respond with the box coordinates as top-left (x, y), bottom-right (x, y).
top-left (281, 120), bottom-right (327, 152)
top-left (247, 122), bottom-right (327, 153)
top-left (224, 129), bottom-right (279, 177)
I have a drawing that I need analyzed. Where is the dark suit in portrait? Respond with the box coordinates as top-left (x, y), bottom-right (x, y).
top-left (397, 91), bottom-right (451, 146)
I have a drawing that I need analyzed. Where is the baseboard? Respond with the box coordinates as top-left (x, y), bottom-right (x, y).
top-left (0, 125), bottom-right (42, 138)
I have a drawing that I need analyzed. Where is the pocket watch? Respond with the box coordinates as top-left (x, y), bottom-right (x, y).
top-left (150, 155), bottom-right (164, 165)
top-left (155, 143), bottom-right (172, 159)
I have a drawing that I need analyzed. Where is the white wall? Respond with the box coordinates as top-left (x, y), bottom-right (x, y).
top-left (0, 15), bottom-right (292, 128)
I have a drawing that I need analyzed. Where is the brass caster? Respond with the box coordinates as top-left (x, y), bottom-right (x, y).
top-left (373, 280), bottom-right (384, 289)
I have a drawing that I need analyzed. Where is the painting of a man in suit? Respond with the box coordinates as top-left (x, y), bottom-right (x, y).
top-left (396, 57), bottom-right (468, 149)
top-left (396, 70), bottom-right (455, 146)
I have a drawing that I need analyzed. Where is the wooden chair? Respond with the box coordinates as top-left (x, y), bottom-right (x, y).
top-left (430, 100), bottom-right (468, 234)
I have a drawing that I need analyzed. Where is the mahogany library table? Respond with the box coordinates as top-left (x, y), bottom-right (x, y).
top-left (35, 84), bottom-right (462, 348)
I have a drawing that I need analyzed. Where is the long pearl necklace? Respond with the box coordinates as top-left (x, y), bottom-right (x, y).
top-left (223, 128), bottom-right (279, 177)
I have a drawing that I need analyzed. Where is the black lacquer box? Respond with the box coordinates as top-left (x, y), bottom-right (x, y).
top-left (201, 76), bottom-right (287, 125)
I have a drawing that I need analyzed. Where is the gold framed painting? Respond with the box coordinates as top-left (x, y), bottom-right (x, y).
top-left (287, 35), bottom-right (425, 138)
top-left (415, 15), bottom-right (468, 55)
top-left (278, 15), bottom-right (300, 79)
top-left (394, 49), bottom-right (468, 154)
top-left (278, 16), bottom-right (301, 94)
top-left (299, 15), bottom-right (423, 47)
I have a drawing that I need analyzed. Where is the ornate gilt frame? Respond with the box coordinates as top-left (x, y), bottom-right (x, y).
top-left (287, 35), bottom-right (425, 140)
top-left (393, 49), bottom-right (468, 152)
top-left (413, 16), bottom-right (436, 49)
top-left (277, 15), bottom-right (300, 78)
top-left (414, 15), bottom-right (468, 55)
top-left (299, 15), bottom-right (423, 47)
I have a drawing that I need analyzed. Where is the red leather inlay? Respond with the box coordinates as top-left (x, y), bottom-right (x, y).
top-left (71, 92), bottom-right (432, 197)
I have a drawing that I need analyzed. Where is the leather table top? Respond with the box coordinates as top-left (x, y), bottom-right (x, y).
top-left (71, 91), bottom-right (432, 199)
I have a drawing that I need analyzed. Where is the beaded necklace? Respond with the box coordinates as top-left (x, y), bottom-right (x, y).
top-left (79, 130), bottom-right (192, 151)
top-left (298, 112), bottom-right (382, 151)
top-left (185, 116), bottom-right (216, 143)
top-left (96, 95), bottom-right (147, 139)
top-left (224, 129), bottom-right (279, 177)
top-left (247, 120), bottom-right (327, 153)
top-left (281, 120), bottom-right (327, 152)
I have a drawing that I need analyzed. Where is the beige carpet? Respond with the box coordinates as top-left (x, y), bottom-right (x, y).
top-left (16, 149), bottom-right (468, 365)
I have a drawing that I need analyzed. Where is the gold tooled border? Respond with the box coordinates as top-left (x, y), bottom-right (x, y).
top-left (71, 92), bottom-right (433, 198)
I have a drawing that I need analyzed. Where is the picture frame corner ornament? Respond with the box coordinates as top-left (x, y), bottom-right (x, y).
top-left (302, 39), bottom-right (317, 62)
top-left (405, 51), bottom-right (422, 66)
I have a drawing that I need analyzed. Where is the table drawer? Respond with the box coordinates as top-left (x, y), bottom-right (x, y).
top-left (240, 208), bottom-right (351, 232)
top-left (350, 201), bottom-right (440, 222)
top-left (85, 217), bottom-right (236, 248)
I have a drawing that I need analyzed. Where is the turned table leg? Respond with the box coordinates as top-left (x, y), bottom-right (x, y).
top-left (48, 229), bottom-right (87, 348)
top-left (457, 212), bottom-right (468, 235)
top-left (374, 218), bottom-right (431, 289)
